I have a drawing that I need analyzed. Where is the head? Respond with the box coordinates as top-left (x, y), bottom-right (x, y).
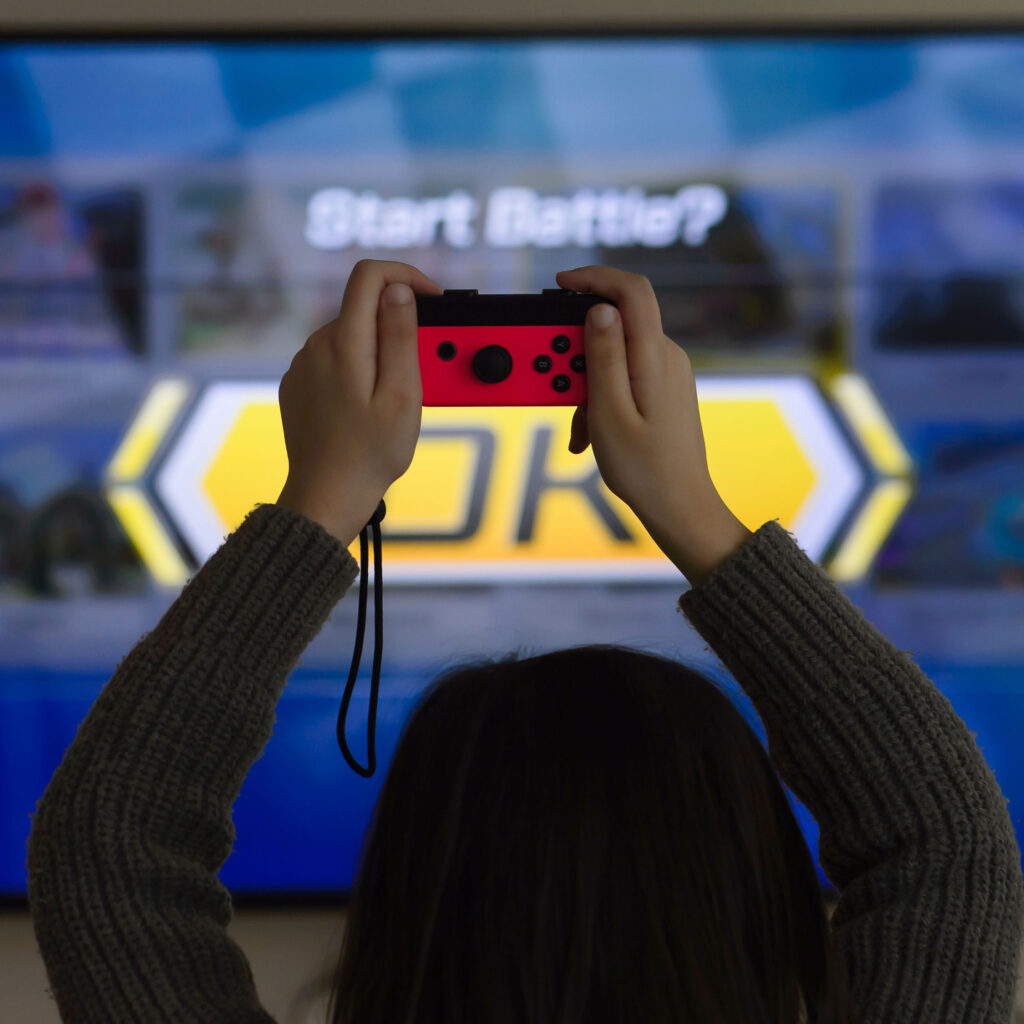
top-left (327, 644), bottom-right (857, 1024)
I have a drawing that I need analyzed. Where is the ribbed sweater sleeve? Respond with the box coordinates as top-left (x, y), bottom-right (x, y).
top-left (26, 503), bottom-right (1024, 1023)
top-left (679, 518), bottom-right (1024, 1024)
top-left (26, 502), bottom-right (359, 1023)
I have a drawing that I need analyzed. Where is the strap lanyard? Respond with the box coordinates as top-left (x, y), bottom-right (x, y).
top-left (336, 499), bottom-right (386, 776)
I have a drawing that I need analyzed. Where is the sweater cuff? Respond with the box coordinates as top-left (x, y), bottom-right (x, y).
top-left (675, 518), bottom-right (840, 725)
top-left (157, 502), bottom-right (361, 674)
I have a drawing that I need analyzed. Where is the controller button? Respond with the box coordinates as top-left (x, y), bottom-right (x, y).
top-left (437, 341), bottom-right (457, 361)
top-left (570, 354), bottom-right (586, 373)
top-left (533, 354), bottom-right (552, 373)
top-left (552, 374), bottom-right (571, 393)
top-left (472, 344), bottom-right (513, 384)
top-left (552, 335), bottom-right (571, 354)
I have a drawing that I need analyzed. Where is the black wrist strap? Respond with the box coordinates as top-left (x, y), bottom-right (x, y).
top-left (337, 498), bottom-right (385, 777)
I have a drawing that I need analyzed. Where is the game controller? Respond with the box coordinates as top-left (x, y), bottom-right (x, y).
top-left (415, 288), bottom-right (618, 406)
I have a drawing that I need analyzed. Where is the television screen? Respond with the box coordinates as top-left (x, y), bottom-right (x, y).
top-left (2, 32), bottom-right (1023, 900)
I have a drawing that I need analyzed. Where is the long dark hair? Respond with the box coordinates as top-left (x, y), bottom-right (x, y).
top-left (326, 644), bottom-right (858, 1024)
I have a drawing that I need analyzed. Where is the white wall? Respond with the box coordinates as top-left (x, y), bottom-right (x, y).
top-left (2, 907), bottom-right (347, 1024)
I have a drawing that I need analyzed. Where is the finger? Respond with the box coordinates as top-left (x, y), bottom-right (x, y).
top-left (334, 259), bottom-right (443, 395)
top-left (568, 403), bottom-right (590, 454)
top-left (580, 303), bottom-right (640, 431)
top-left (555, 266), bottom-right (664, 417)
top-left (376, 280), bottom-right (420, 403)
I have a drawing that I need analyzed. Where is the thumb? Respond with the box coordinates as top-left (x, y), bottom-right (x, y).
top-left (584, 303), bottom-right (635, 425)
top-left (376, 282), bottom-right (419, 398)
top-left (568, 403), bottom-right (589, 454)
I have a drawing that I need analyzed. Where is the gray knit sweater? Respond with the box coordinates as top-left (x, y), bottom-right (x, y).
top-left (26, 502), bottom-right (1024, 1022)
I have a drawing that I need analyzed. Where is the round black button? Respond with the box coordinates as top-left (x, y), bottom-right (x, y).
top-left (437, 341), bottom-right (457, 361)
top-left (552, 374), bottom-right (571, 393)
top-left (552, 335), bottom-right (571, 354)
top-left (533, 354), bottom-right (552, 373)
top-left (472, 344), bottom-right (513, 384)
top-left (570, 354), bottom-right (586, 373)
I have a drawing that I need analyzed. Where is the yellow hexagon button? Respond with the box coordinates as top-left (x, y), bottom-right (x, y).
top-left (135, 375), bottom-right (876, 586)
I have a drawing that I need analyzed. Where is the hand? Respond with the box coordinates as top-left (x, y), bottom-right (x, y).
top-left (276, 259), bottom-right (443, 545)
top-left (557, 265), bottom-right (752, 584)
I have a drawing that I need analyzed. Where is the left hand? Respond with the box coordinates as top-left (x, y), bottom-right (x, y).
top-left (276, 259), bottom-right (443, 545)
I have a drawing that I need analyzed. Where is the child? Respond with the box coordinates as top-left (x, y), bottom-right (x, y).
top-left (28, 260), bottom-right (1024, 1023)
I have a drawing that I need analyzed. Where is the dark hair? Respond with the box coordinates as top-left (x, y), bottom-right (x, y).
top-left (326, 644), bottom-right (857, 1024)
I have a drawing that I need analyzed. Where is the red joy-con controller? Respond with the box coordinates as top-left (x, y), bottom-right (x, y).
top-left (415, 288), bottom-right (616, 407)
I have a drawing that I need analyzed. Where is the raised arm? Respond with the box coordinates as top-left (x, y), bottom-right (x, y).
top-left (27, 503), bottom-right (359, 1022)
top-left (27, 259), bottom-right (445, 1022)
top-left (677, 512), bottom-right (1023, 1022)
top-left (557, 262), bottom-right (1024, 1023)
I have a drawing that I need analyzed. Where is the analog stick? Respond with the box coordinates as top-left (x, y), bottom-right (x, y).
top-left (472, 344), bottom-right (513, 384)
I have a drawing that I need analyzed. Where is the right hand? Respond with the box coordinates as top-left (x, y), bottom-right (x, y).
top-left (556, 265), bottom-right (752, 583)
